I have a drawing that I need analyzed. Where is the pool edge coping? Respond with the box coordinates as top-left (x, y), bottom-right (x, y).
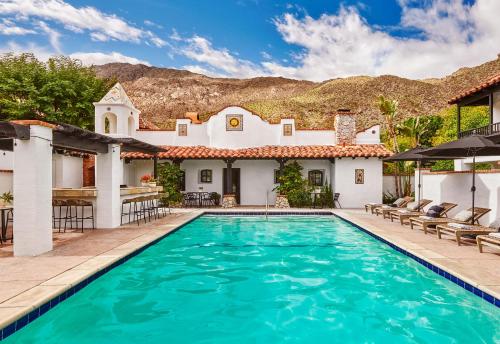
top-left (0, 209), bottom-right (498, 340)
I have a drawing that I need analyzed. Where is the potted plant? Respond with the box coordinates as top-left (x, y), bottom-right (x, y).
top-left (0, 191), bottom-right (13, 207)
top-left (148, 178), bottom-right (157, 187)
top-left (140, 174), bottom-right (153, 187)
top-left (210, 192), bottom-right (221, 206)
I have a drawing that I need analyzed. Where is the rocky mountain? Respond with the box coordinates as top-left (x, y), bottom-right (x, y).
top-left (94, 57), bottom-right (500, 131)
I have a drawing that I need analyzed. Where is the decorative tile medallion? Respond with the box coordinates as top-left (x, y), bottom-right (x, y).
top-left (226, 114), bottom-right (243, 131)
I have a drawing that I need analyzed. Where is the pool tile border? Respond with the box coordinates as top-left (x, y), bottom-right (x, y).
top-left (333, 213), bottom-right (500, 309)
top-left (0, 210), bottom-right (498, 341)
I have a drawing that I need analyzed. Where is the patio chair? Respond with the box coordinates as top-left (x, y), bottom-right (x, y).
top-left (476, 232), bottom-right (500, 253)
top-left (365, 196), bottom-right (412, 215)
top-left (389, 200), bottom-right (453, 225)
top-left (374, 196), bottom-right (414, 218)
top-left (183, 193), bottom-right (199, 207)
top-left (409, 207), bottom-right (491, 235)
top-left (200, 192), bottom-right (214, 207)
top-left (436, 219), bottom-right (500, 246)
top-left (333, 193), bottom-right (341, 208)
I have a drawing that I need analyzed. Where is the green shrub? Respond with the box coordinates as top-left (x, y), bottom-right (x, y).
top-left (157, 162), bottom-right (183, 205)
top-left (274, 161), bottom-right (312, 207)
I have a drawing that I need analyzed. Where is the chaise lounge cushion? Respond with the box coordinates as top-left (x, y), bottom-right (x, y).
top-left (406, 202), bottom-right (419, 211)
top-left (453, 210), bottom-right (473, 222)
top-left (426, 205), bottom-right (444, 218)
top-left (489, 232), bottom-right (500, 239)
top-left (393, 198), bottom-right (406, 207)
top-left (447, 223), bottom-right (474, 230)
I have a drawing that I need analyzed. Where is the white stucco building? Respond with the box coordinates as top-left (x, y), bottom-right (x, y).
top-left (92, 83), bottom-right (390, 207)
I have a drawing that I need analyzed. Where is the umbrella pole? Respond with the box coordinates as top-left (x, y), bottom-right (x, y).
top-left (471, 154), bottom-right (476, 223)
top-left (418, 161), bottom-right (422, 203)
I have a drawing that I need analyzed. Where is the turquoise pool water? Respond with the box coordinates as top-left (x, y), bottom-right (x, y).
top-left (5, 215), bottom-right (500, 343)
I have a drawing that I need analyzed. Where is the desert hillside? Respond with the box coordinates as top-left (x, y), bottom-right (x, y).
top-left (94, 57), bottom-right (500, 130)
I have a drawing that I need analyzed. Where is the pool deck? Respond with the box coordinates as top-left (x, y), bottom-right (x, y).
top-left (0, 208), bottom-right (499, 330)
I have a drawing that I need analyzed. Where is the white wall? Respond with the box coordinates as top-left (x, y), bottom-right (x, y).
top-left (356, 125), bottom-right (381, 144)
top-left (0, 151), bottom-right (13, 170)
top-left (383, 175), bottom-right (415, 197)
top-left (422, 171), bottom-right (500, 226)
top-left (334, 158), bottom-right (383, 208)
top-left (493, 90), bottom-right (500, 124)
top-left (135, 106), bottom-right (341, 148)
top-left (0, 171), bottom-right (13, 194)
top-left (52, 155), bottom-right (83, 188)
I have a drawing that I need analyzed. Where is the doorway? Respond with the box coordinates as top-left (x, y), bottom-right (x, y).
top-left (223, 168), bottom-right (240, 204)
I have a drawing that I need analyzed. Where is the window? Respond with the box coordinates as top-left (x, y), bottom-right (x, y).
top-left (308, 170), bottom-right (324, 187)
top-left (274, 169), bottom-right (280, 184)
top-left (179, 171), bottom-right (186, 191)
top-left (200, 169), bottom-right (212, 183)
top-left (178, 124), bottom-right (187, 136)
top-left (283, 124), bottom-right (293, 136)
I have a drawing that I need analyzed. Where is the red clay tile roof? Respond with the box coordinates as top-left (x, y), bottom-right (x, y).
top-left (449, 73), bottom-right (500, 104)
top-left (122, 144), bottom-right (392, 160)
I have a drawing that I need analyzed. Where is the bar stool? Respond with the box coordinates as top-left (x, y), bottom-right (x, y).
top-left (66, 199), bottom-right (95, 232)
top-left (130, 196), bottom-right (147, 226)
top-left (52, 199), bottom-right (69, 232)
top-left (121, 198), bottom-right (135, 225)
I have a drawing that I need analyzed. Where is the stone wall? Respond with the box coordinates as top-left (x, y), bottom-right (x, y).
top-left (335, 109), bottom-right (356, 145)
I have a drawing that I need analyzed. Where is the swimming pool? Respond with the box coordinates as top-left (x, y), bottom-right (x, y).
top-left (4, 215), bottom-right (500, 343)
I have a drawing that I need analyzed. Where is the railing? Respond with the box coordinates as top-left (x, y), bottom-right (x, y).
top-left (459, 122), bottom-right (500, 138)
top-left (265, 190), bottom-right (269, 220)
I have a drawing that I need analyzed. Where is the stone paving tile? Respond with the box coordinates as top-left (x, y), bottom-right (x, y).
top-left (0, 281), bottom-right (44, 304)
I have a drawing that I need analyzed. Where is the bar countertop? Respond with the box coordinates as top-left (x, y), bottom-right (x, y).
top-left (52, 186), bottom-right (163, 198)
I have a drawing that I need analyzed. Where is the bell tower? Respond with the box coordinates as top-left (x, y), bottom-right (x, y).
top-left (93, 83), bottom-right (140, 138)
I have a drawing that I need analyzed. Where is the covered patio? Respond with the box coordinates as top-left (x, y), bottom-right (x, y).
top-left (122, 144), bottom-right (391, 208)
top-left (0, 120), bottom-right (166, 257)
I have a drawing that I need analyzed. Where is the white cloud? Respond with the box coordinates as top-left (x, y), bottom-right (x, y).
top-left (267, 0), bottom-right (500, 81)
top-left (0, 18), bottom-right (35, 35)
top-left (0, 40), bottom-right (150, 66)
top-left (69, 51), bottom-right (151, 66)
top-left (179, 35), bottom-right (265, 78)
top-left (0, 0), bottom-right (165, 46)
top-left (0, 41), bottom-right (54, 61)
top-left (36, 21), bottom-right (61, 53)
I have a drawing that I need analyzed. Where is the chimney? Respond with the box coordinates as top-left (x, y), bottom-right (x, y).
top-left (335, 108), bottom-right (356, 145)
top-left (185, 112), bottom-right (202, 124)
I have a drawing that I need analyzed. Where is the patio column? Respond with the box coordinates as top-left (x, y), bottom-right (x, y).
top-left (226, 159), bottom-right (233, 193)
top-left (13, 124), bottom-right (53, 256)
top-left (96, 143), bottom-right (121, 228)
top-left (222, 158), bottom-right (237, 208)
top-left (153, 155), bottom-right (158, 179)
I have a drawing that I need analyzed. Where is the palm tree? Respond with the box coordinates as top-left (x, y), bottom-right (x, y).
top-left (397, 116), bottom-right (431, 148)
top-left (377, 95), bottom-right (402, 197)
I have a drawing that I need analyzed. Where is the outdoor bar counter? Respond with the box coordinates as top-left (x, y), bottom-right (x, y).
top-left (53, 186), bottom-right (163, 199)
top-left (52, 186), bottom-right (164, 227)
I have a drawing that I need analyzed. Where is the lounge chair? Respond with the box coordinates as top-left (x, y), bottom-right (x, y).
top-left (387, 199), bottom-right (433, 224)
top-left (476, 233), bottom-right (500, 253)
top-left (409, 207), bottom-right (491, 235)
top-left (436, 220), bottom-right (500, 246)
top-left (364, 196), bottom-right (412, 214)
top-left (374, 197), bottom-right (414, 218)
top-left (390, 202), bottom-right (457, 225)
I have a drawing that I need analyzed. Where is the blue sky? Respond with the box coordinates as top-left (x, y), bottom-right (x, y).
top-left (0, 0), bottom-right (498, 81)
